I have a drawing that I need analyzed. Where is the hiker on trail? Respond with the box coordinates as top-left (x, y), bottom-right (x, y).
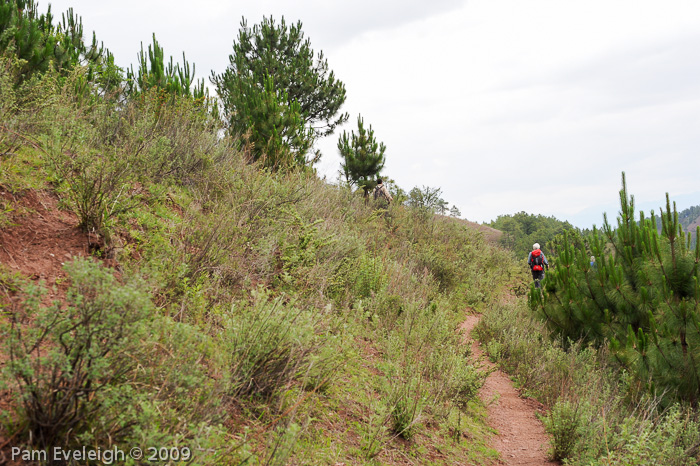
top-left (373, 178), bottom-right (393, 206)
top-left (527, 243), bottom-right (549, 289)
top-left (590, 255), bottom-right (597, 269)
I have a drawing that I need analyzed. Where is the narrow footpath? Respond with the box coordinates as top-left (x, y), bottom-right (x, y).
top-left (461, 315), bottom-right (558, 466)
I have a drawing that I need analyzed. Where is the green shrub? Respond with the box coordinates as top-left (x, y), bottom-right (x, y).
top-left (2, 258), bottom-right (151, 447)
top-left (278, 208), bottom-right (336, 290)
top-left (592, 405), bottom-right (700, 466)
top-left (2, 259), bottom-right (229, 462)
top-left (544, 400), bottom-right (583, 460)
top-left (48, 146), bottom-right (140, 233)
top-left (415, 246), bottom-right (457, 291)
top-left (115, 89), bottom-right (221, 184)
top-left (373, 293), bottom-right (405, 331)
top-left (441, 355), bottom-right (484, 409)
top-left (386, 370), bottom-right (425, 440)
top-left (326, 252), bottom-right (386, 308)
top-left (0, 56), bottom-right (20, 157)
top-left (0, 263), bottom-right (25, 298)
top-left (115, 316), bottom-right (230, 465)
top-left (264, 421), bottom-right (304, 466)
top-left (353, 253), bottom-right (386, 299)
top-left (4, 62), bottom-right (65, 138)
top-left (358, 398), bottom-right (391, 459)
top-left (223, 289), bottom-right (329, 400)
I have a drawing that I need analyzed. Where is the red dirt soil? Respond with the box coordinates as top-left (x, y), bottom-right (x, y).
top-left (461, 315), bottom-right (558, 466)
top-left (0, 189), bottom-right (96, 293)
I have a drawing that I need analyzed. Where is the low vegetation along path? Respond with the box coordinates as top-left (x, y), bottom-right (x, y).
top-left (461, 315), bottom-right (557, 466)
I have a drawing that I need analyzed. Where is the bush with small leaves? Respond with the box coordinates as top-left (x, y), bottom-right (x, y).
top-left (224, 289), bottom-right (329, 400)
top-left (386, 369), bottom-right (426, 440)
top-left (48, 146), bottom-right (140, 233)
top-left (2, 258), bottom-right (150, 447)
top-left (544, 400), bottom-right (583, 460)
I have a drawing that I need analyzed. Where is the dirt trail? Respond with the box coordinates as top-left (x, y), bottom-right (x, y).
top-left (461, 315), bottom-right (558, 466)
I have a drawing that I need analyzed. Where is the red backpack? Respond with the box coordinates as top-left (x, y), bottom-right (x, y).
top-left (531, 249), bottom-right (544, 271)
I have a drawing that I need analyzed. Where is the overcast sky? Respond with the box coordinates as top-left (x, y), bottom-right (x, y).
top-left (44, 0), bottom-right (700, 228)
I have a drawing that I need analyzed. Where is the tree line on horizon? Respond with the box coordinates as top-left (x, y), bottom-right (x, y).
top-left (489, 212), bottom-right (578, 259)
top-left (491, 201), bottom-right (700, 261)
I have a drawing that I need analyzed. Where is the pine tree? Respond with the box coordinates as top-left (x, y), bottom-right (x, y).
top-left (0, 0), bottom-right (120, 89)
top-left (531, 173), bottom-right (700, 404)
top-left (125, 34), bottom-right (207, 100)
top-left (338, 115), bottom-right (386, 195)
top-left (236, 74), bottom-right (313, 169)
top-left (436, 199), bottom-right (449, 215)
top-left (0, 0), bottom-right (54, 76)
top-left (213, 16), bottom-right (348, 168)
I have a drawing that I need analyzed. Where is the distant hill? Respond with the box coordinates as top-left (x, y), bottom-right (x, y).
top-left (688, 216), bottom-right (700, 231)
top-left (680, 204), bottom-right (700, 247)
top-left (655, 204), bottom-right (700, 246)
top-left (679, 205), bottom-right (700, 231)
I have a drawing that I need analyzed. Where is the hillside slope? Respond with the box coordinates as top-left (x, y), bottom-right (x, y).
top-left (0, 65), bottom-right (522, 465)
top-left (450, 217), bottom-right (503, 246)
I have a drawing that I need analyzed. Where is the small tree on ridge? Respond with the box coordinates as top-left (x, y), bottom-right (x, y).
top-left (338, 115), bottom-right (386, 196)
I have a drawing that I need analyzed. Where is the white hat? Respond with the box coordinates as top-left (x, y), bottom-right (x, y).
top-left (533, 243), bottom-right (540, 250)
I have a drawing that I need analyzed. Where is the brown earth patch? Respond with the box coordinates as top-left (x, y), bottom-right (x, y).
top-left (0, 189), bottom-right (94, 294)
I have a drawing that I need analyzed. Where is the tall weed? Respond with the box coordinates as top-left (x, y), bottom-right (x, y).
top-left (543, 399), bottom-right (584, 460)
top-left (224, 289), bottom-right (331, 400)
top-left (386, 369), bottom-right (426, 440)
top-left (47, 145), bottom-right (140, 232)
top-left (109, 90), bottom-right (221, 184)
